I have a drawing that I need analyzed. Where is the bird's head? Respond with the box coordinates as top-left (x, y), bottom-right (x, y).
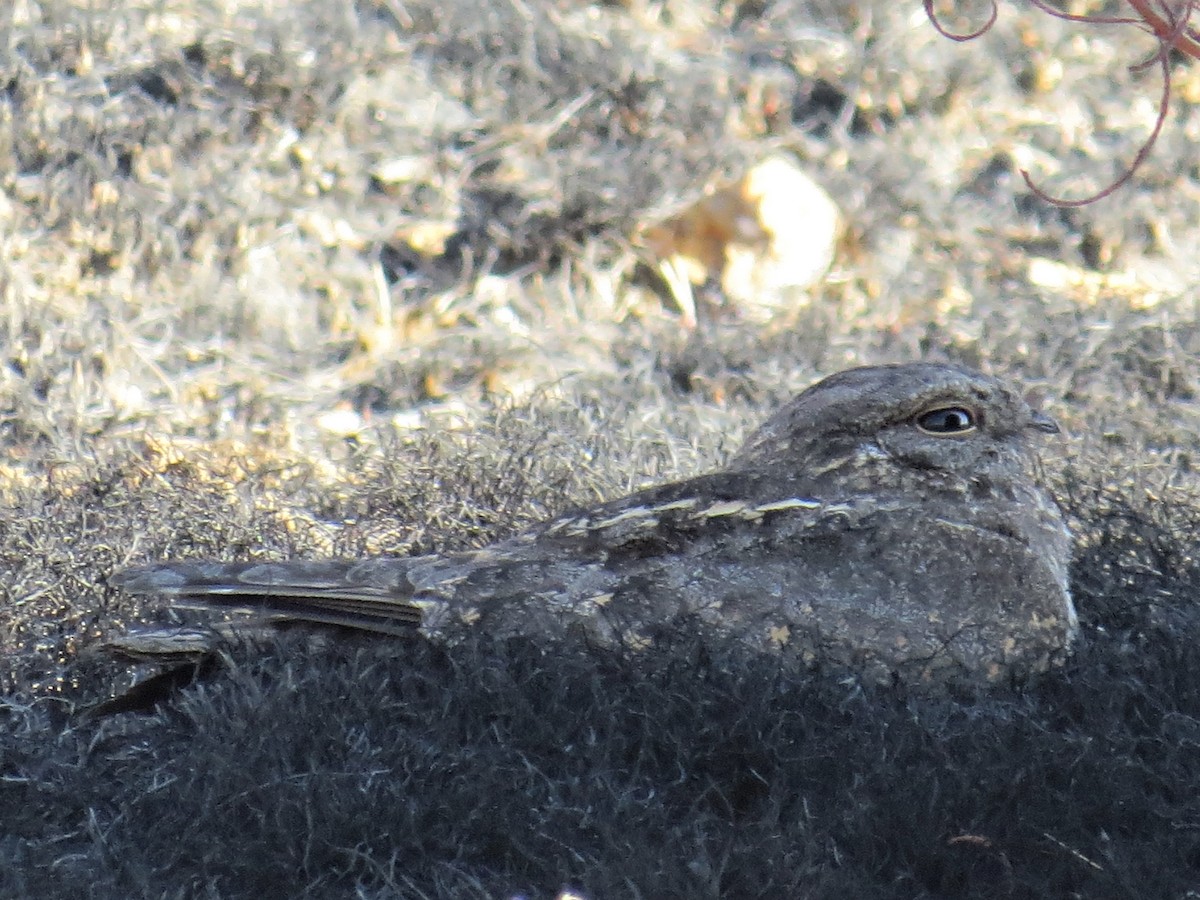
top-left (730, 363), bottom-right (1060, 489)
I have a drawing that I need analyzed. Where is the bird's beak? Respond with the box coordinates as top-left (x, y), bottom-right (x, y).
top-left (1028, 410), bottom-right (1060, 434)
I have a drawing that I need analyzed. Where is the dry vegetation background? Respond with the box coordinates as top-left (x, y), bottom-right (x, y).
top-left (2, 0), bottom-right (1200, 897)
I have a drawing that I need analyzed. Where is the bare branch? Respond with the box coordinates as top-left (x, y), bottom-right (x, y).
top-left (1021, 47), bottom-right (1172, 206)
top-left (1126, 0), bottom-right (1200, 60)
top-left (925, 0), bottom-right (1199, 205)
top-left (923, 0), bottom-right (999, 41)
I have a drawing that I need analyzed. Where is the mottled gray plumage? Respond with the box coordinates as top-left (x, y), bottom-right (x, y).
top-left (110, 363), bottom-right (1078, 685)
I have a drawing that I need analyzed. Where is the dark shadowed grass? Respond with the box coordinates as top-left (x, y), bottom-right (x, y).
top-left (2, 466), bottom-right (1199, 899)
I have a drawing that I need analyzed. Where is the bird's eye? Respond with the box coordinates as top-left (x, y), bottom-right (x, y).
top-left (915, 406), bottom-right (977, 435)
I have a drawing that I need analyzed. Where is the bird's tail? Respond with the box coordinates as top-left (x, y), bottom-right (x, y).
top-left (109, 558), bottom-right (428, 637)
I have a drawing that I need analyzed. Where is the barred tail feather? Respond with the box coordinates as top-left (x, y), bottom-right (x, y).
top-left (110, 560), bottom-right (426, 635)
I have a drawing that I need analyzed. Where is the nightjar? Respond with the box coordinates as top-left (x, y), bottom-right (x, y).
top-left (110, 363), bottom-right (1078, 686)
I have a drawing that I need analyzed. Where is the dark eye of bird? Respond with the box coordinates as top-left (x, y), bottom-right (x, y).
top-left (916, 406), bottom-right (976, 435)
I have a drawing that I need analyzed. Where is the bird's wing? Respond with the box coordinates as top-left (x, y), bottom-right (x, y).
top-left (109, 471), bottom-right (886, 644)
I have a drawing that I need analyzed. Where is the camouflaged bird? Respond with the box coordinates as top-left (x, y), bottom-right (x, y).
top-left (110, 363), bottom-right (1078, 686)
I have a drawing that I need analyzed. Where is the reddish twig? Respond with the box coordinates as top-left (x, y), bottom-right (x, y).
top-left (924, 0), bottom-right (998, 40)
top-left (1021, 46), bottom-right (1171, 206)
top-left (923, 1), bottom-right (1200, 206)
top-left (1125, 0), bottom-right (1200, 59)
